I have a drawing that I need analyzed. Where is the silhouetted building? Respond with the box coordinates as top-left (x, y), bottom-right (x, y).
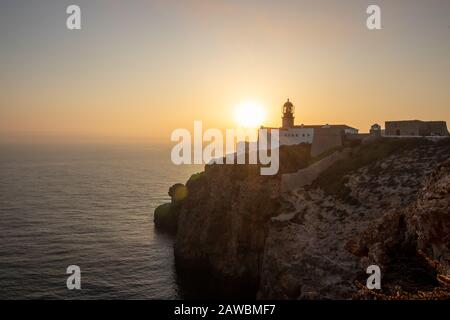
top-left (385, 120), bottom-right (449, 136)
top-left (282, 99), bottom-right (295, 128)
top-left (370, 123), bottom-right (382, 136)
top-left (261, 99), bottom-right (359, 155)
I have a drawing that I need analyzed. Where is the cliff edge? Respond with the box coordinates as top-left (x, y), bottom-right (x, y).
top-left (154, 138), bottom-right (450, 299)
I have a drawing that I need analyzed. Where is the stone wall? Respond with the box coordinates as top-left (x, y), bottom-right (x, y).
top-left (310, 127), bottom-right (344, 157)
top-left (425, 121), bottom-right (449, 136)
top-left (385, 120), bottom-right (449, 136)
top-left (281, 149), bottom-right (351, 193)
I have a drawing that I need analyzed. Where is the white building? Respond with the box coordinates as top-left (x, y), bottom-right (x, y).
top-left (279, 127), bottom-right (314, 145)
top-left (260, 99), bottom-right (358, 147)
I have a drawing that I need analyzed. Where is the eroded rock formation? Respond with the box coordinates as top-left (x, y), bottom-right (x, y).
top-left (155, 138), bottom-right (450, 299)
top-left (174, 164), bottom-right (280, 295)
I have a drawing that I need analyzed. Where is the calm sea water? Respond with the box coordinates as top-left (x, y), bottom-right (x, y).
top-left (0, 144), bottom-right (202, 299)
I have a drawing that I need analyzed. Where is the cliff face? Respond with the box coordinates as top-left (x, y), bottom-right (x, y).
top-left (411, 158), bottom-right (450, 275)
top-left (174, 164), bottom-right (280, 295)
top-left (345, 157), bottom-right (450, 298)
top-left (162, 139), bottom-right (450, 299)
top-left (154, 183), bottom-right (187, 232)
top-left (258, 139), bottom-right (450, 299)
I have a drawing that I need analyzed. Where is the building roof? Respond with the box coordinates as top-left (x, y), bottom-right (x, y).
top-left (293, 124), bottom-right (358, 130)
top-left (386, 120), bottom-right (447, 124)
top-left (385, 120), bottom-right (423, 124)
top-left (261, 124), bottom-right (358, 131)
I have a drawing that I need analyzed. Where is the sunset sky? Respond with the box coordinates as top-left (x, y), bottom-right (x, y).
top-left (1, 0), bottom-right (449, 144)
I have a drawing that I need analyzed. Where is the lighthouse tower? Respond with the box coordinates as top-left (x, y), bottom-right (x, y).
top-left (282, 99), bottom-right (295, 128)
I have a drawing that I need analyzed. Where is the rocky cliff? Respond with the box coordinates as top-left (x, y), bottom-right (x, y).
top-left (155, 138), bottom-right (450, 299)
top-left (259, 139), bottom-right (450, 299)
top-left (346, 157), bottom-right (450, 299)
top-left (173, 164), bottom-right (281, 296)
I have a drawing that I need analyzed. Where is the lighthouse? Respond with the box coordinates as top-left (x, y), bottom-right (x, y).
top-left (282, 99), bottom-right (295, 128)
top-left (260, 98), bottom-right (359, 157)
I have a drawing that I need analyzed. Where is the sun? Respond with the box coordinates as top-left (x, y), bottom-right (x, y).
top-left (234, 100), bottom-right (266, 128)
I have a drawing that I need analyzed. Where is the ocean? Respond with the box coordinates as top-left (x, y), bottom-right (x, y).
top-left (0, 144), bottom-right (202, 299)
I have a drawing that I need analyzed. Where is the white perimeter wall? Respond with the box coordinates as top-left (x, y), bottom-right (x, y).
top-left (279, 128), bottom-right (314, 145)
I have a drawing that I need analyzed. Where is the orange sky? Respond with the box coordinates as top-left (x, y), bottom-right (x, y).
top-left (1, 0), bottom-right (449, 144)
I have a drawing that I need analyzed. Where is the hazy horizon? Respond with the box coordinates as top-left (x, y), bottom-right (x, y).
top-left (1, 0), bottom-right (449, 144)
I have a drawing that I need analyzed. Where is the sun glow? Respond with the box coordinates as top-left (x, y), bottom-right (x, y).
top-left (234, 100), bottom-right (266, 128)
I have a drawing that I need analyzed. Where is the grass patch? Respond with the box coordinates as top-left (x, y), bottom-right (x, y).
top-left (278, 144), bottom-right (312, 174)
top-left (311, 138), bottom-right (431, 199)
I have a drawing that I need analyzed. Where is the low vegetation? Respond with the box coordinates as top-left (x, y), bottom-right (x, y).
top-left (278, 144), bottom-right (312, 174)
top-left (311, 138), bottom-right (437, 199)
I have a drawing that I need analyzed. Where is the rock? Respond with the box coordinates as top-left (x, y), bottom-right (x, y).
top-left (154, 183), bottom-right (188, 232)
top-left (169, 183), bottom-right (188, 202)
top-left (174, 164), bottom-right (280, 297)
top-left (258, 139), bottom-right (450, 299)
top-left (345, 157), bottom-right (450, 298)
top-left (159, 139), bottom-right (450, 299)
top-left (409, 159), bottom-right (450, 274)
top-left (154, 203), bottom-right (178, 231)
